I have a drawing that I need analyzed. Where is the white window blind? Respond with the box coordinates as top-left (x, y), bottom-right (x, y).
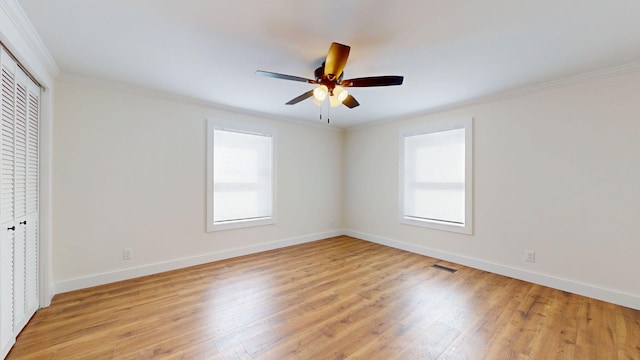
top-left (400, 118), bottom-right (472, 234)
top-left (404, 128), bottom-right (465, 224)
top-left (209, 126), bottom-right (275, 230)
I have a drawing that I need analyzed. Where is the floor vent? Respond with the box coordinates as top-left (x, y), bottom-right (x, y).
top-left (432, 264), bottom-right (457, 273)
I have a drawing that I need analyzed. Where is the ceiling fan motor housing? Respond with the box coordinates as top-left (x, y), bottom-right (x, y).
top-left (314, 64), bottom-right (344, 95)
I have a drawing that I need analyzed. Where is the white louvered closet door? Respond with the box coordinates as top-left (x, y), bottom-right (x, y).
top-left (0, 47), bottom-right (16, 359)
top-left (25, 77), bottom-right (39, 322)
top-left (13, 65), bottom-right (33, 334)
top-left (0, 47), bottom-right (39, 359)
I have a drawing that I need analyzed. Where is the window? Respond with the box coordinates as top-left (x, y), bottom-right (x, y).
top-left (400, 118), bottom-right (473, 234)
top-left (207, 120), bottom-right (276, 231)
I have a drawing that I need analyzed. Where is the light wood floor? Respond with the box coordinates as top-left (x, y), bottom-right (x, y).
top-left (7, 236), bottom-right (640, 359)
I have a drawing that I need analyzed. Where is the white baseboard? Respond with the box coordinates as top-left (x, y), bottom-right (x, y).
top-left (1, 341), bottom-right (13, 360)
top-left (52, 229), bottom-right (640, 311)
top-left (344, 229), bottom-right (640, 311)
top-left (54, 230), bottom-right (343, 294)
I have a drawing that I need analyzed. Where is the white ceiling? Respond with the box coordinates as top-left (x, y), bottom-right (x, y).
top-left (16, 0), bottom-right (640, 128)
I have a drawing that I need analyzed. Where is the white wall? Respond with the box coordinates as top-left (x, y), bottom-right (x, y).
top-left (53, 79), bottom-right (343, 292)
top-left (344, 72), bottom-right (640, 309)
top-left (50, 62), bottom-right (640, 309)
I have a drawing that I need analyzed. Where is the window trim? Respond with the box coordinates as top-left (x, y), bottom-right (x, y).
top-left (206, 119), bottom-right (277, 232)
top-left (399, 117), bottom-right (473, 234)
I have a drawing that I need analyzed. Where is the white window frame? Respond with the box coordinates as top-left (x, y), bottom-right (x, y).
top-left (399, 117), bottom-right (473, 234)
top-left (207, 119), bottom-right (277, 232)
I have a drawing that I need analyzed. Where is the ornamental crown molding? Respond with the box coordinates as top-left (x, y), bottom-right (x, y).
top-left (0, 0), bottom-right (60, 82)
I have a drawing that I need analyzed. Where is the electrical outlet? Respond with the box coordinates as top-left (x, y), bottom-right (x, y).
top-left (123, 248), bottom-right (133, 260)
top-left (525, 250), bottom-right (535, 263)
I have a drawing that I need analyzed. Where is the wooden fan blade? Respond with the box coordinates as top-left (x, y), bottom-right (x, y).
top-left (324, 42), bottom-right (350, 80)
top-left (342, 95), bottom-right (360, 108)
top-left (285, 90), bottom-right (315, 105)
top-left (256, 70), bottom-right (316, 84)
top-left (342, 76), bottom-right (404, 87)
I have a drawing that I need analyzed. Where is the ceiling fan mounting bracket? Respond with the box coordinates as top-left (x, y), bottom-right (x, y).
top-left (314, 65), bottom-right (343, 94)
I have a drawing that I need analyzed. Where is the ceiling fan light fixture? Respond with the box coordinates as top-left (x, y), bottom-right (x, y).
top-left (313, 85), bottom-right (328, 101)
top-left (329, 94), bottom-right (341, 108)
top-left (329, 86), bottom-right (349, 107)
top-left (335, 85), bottom-right (349, 102)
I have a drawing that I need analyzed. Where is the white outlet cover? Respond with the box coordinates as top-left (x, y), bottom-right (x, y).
top-left (525, 250), bottom-right (535, 263)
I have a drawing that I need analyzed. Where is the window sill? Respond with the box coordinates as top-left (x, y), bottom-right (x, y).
top-left (400, 216), bottom-right (472, 235)
top-left (208, 217), bottom-right (275, 232)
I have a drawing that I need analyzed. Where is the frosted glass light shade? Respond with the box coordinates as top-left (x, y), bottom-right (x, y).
top-left (329, 94), bottom-right (341, 107)
top-left (329, 86), bottom-right (348, 107)
top-left (335, 85), bottom-right (348, 102)
top-left (313, 85), bottom-right (328, 101)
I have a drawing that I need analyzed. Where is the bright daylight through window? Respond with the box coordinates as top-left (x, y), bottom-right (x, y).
top-left (207, 121), bottom-right (276, 231)
top-left (400, 118), bottom-right (473, 234)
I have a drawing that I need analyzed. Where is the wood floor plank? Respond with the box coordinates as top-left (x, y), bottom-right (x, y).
top-left (7, 236), bottom-right (640, 359)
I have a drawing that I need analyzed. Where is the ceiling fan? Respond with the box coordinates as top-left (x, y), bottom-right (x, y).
top-left (256, 42), bottom-right (404, 109)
